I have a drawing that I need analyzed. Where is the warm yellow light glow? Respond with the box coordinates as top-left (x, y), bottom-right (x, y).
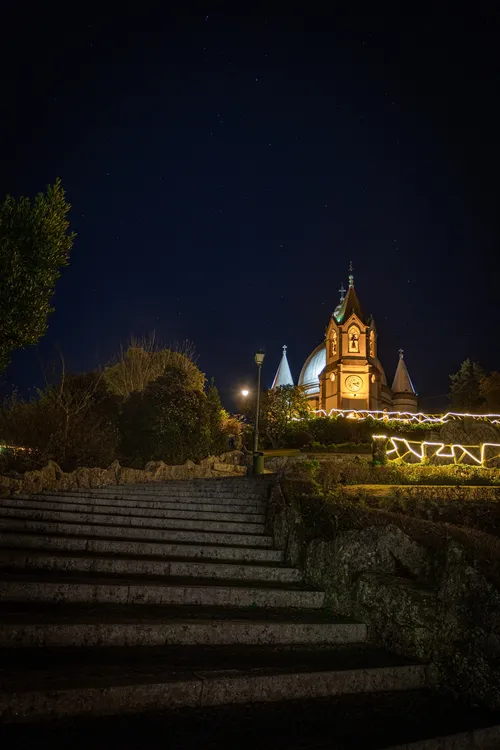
top-left (304, 408), bottom-right (500, 426)
top-left (241, 389), bottom-right (249, 397)
top-left (375, 436), bottom-right (500, 468)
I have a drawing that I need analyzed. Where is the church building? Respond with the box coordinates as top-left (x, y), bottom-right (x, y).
top-left (272, 266), bottom-right (418, 413)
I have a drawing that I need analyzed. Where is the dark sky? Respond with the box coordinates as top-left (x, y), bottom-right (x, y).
top-left (1, 5), bottom-right (499, 411)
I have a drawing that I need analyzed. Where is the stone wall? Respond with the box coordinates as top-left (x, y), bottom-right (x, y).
top-left (0, 451), bottom-right (247, 496)
top-left (268, 482), bottom-right (500, 711)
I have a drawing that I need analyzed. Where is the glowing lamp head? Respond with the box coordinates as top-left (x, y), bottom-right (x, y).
top-left (241, 389), bottom-right (249, 397)
top-left (254, 351), bottom-right (265, 366)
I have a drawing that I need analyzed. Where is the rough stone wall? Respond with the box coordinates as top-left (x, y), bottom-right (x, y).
top-left (0, 451), bottom-right (247, 496)
top-left (268, 483), bottom-right (500, 711)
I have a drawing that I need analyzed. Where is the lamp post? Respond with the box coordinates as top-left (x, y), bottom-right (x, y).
top-left (253, 350), bottom-right (265, 475)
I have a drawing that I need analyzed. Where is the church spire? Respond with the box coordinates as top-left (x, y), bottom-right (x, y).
top-left (272, 345), bottom-right (294, 389)
top-left (392, 349), bottom-right (417, 394)
top-left (334, 261), bottom-right (365, 324)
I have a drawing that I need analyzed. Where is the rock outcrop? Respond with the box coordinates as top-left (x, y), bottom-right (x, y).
top-left (268, 483), bottom-right (500, 711)
top-left (0, 451), bottom-right (247, 497)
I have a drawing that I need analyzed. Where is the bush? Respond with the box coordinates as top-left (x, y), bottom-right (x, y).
top-left (119, 366), bottom-right (229, 467)
top-left (0, 374), bottom-right (120, 472)
top-left (0, 350), bottom-right (239, 475)
top-left (282, 421), bottom-right (313, 448)
top-left (289, 415), bottom-right (435, 447)
top-left (301, 442), bottom-right (371, 454)
top-left (314, 457), bottom-right (500, 489)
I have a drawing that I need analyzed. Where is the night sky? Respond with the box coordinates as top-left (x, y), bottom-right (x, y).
top-left (1, 6), bottom-right (499, 411)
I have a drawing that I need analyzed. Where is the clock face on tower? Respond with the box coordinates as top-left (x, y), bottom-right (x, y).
top-left (345, 375), bottom-right (363, 392)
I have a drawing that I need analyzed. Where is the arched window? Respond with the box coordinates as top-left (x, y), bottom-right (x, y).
top-left (348, 326), bottom-right (360, 353)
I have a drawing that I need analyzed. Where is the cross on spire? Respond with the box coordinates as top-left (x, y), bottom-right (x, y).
top-left (338, 283), bottom-right (346, 301)
top-left (399, 348), bottom-right (404, 359)
top-left (348, 260), bottom-right (354, 288)
top-left (282, 344), bottom-right (287, 353)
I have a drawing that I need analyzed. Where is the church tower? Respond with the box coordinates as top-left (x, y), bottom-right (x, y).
top-left (318, 264), bottom-right (391, 411)
top-left (298, 263), bottom-right (415, 412)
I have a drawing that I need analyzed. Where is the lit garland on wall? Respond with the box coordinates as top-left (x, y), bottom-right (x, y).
top-left (307, 408), bottom-right (500, 425)
top-left (372, 435), bottom-right (500, 467)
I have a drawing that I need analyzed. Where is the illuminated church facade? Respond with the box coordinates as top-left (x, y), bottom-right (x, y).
top-left (272, 267), bottom-right (418, 413)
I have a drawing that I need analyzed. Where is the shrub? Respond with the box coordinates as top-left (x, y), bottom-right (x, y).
top-left (120, 366), bottom-right (230, 467)
top-left (300, 442), bottom-right (371, 454)
top-left (283, 421), bottom-right (313, 448)
top-left (0, 373), bottom-right (120, 472)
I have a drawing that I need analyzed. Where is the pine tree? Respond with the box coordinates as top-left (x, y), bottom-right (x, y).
top-left (449, 359), bottom-right (486, 412)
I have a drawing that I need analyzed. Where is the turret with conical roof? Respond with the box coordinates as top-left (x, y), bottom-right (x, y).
top-left (392, 349), bottom-right (418, 412)
top-left (272, 345), bottom-right (294, 389)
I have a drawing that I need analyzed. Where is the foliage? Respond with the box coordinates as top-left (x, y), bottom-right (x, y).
top-left (282, 421), bottom-right (314, 449)
top-left (104, 334), bottom-right (205, 397)
top-left (206, 378), bottom-right (232, 456)
top-left (280, 470), bottom-right (500, 590)
top-left (119, 365), bottom-right (229, 467)
top-left (480, 371), bottom-right (500, 412)
top-left (300, 441), bottom-right (371, 454)
top-left (219, 408), bottom-right (245, 450)
top-left (449, 359), bottom-right (486, 412)
top-left (0, 366), bottom-right (120, 472)
top-left (312, 456), bottom-right (500, 489)
top-left (0, 179), bottom-right (75, 372)
top-left (284, 415), bottom-right (433, 448)
top-left (260, 385), bottom-right (310, 448)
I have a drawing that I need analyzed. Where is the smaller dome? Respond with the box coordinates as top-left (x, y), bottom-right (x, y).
top-left (299, 343), bottom-right (326, 395)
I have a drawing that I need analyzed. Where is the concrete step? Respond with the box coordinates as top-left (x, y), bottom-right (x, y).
top-left (86, 481), bottom-right (270, 494)
top-left (0, 644), bottom-right (427, 723)
top-left (0, 549), bottom-right (302, 583)
top-left (38, 492), bottom-right (266, 511)
top-left (4, 498), bottom-right (265, 524)
top-left (0, 507), bottom-right (265, 534)
top-left (0, 531), bottom-right (284, 562)
top-left (0, 518), bottom-right (273, 547)
top-left (0, 572), bottom-right (325, 608)
top-left (78, 489), bottom-right (267, 500)
top-left (2, 690), bottom-right (497, 749)
top-left (0, 602), bottom-right (366, 647)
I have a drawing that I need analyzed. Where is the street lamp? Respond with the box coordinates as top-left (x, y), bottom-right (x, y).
top-left (241, 389), bottom-right (249, 397)
top-left (253, 350), bottom-right (265, 475)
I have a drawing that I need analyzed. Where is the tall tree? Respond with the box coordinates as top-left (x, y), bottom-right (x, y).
top-left (262, 385), bottom-right (310, 448)
top-left (449, 359), bottom-right (486, 412)
top-left (480, 371), bottom-right (500, 413)
top-left (0, 179), bottom-right (75, 372)
top-left (104, 334), bottom-right (205, 396)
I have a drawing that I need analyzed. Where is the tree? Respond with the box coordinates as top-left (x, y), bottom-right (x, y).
top-left (449, 359), bottom-right (486, 412)
top-left (480, 371), bottom-right (500, 412)
top-left (262, 385), bottom-right (310, 448)
top-left (0, 360), bottom-right (120, 472)
top-left (104, 334), bottom-right (205, 396)
top-left (120, 365), bottom-right (213, 466)
top-left (0, 179), bottom-right (75, 372)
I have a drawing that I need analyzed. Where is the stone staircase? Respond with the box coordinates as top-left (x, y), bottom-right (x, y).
top-left (0, 476), bottom-right (499, 748)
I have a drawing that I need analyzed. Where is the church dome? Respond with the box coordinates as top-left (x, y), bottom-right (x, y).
top-left (298, 343), bottom-right (326, 395)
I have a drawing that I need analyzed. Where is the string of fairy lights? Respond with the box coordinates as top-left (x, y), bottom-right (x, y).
top-left (309, 408), bottom-right (500, 425)
top-left (295, 409), bottom-right (500, 468)
top-left (372, 435), bottom-right (500, 467)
